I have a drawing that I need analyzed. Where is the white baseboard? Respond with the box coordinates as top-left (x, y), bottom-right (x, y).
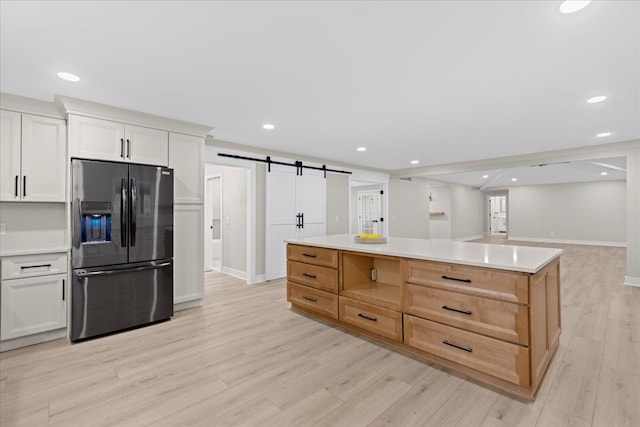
top-left (507, 236), bottom-right (626, 247)
top-left (222, 266), bottom-right (247, 280)
top-left (624, 276), bottom-right (640, 287)
top-left (0, 328), bottom-right (67, 352)
top-left (174, 299), bottom-right (203, 312)
top-left (248, 274), bottom-right (266, 285)
top-left (454, 235), bottom-right (485, 242)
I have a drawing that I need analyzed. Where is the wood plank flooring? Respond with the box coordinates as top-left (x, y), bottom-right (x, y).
top-left (1, 239), bottom-right (638, 426)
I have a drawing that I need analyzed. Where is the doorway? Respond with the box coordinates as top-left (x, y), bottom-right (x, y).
top-left (488, 195), bottom-right (508, 236)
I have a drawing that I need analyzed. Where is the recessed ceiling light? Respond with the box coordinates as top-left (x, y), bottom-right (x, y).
top-left (601, 172), bottom-right (608, 176)
top-left (57, 71), bottom-right (80, 82)
top-left (587, 95), bottom-right (607, 104)
top-left (410, 160), bottom-right (419, 165)
top-left (511, 178), bottom-right (518, 182)
top-left (482, 174), bottom-right (489, 179)
top-left (262, 124), bottom-right (275, 130)
top-left (596, 132), bottom-right (611, 138)
top-left (559, 0), bottom-right (592, 14)
top-left (357, 147), bottom-right (366, 152)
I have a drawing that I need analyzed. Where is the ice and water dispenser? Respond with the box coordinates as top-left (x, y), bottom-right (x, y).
top-left (80, 201), bottom-right (112, 243)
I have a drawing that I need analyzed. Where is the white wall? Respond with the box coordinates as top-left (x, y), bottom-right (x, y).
top-left (450, 184), bottom-right (484, 240)
top-left (428, 185), bottom-right (451, 239)
top-left (326, 173), bottom-right (349, 235)
top-left (388, 178), bottom-right (430, 238)
top-left (508, 180), bottom-right (626, 245)
top-left (221, 167), bottom-right (248, 274)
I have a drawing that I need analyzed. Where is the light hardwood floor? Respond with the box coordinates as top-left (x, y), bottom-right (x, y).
top-left (1, 239), bottom-right (638, 426)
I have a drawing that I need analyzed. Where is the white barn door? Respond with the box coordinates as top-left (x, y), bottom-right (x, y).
top-left (265, 164), bottom-right (326, 280)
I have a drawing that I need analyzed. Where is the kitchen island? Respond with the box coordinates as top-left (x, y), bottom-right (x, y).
top-left (285, 234), bottom-right (562, 400)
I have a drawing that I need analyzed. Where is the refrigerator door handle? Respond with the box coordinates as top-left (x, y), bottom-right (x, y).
top-left (76, 262), bottom-right (172, 277)
top-left (121, 178), bottom-right (128, 246)
top-left (130, 178), bottom-right (137, 246)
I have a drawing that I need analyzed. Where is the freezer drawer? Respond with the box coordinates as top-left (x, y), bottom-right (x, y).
top-left (71, 259), bottom-right (173, 341)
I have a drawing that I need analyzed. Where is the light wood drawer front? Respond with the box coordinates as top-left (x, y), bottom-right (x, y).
top-left (1, 253), bottom-right (68, 280)
top-left (402, 260), bottom-right (528, 304)
top-left (402, 284), bottom-right (529, 345)
top-left (339, 297), bottom-right (402, 342)
top-left (288, 261), bottom-right (338, 293)
top-left (404, 315), bottom-right (530, 386)
top-left (287, 244), bottom-right (338, 268)
top-left (287, 282), bottom-right (338, 319)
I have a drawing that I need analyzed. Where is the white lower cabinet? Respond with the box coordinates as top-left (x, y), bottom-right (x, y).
top-left (1, 273), bottom-right (67, 340)
top-left (173, 204), bottom-right (204, 305)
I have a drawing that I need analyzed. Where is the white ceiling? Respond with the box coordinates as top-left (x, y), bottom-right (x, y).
top-left (427, 156), bottom-right (626, 188)
top-left (1, 1), bottom-right (638, 171)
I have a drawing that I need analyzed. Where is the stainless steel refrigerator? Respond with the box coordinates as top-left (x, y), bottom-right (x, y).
top-left (70, 159), bottom-right (174, 341)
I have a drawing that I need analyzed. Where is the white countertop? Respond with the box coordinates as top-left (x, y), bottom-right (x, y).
top-left (285, 235), bottom-right (562, 273)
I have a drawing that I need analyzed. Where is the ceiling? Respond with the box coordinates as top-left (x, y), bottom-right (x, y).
top-left (1, 1), bottom-right (638, 171)
top-left (427, 156), bottom-right (626, 188)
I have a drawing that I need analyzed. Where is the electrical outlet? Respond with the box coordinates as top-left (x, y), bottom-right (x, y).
top-left (0, 223), bottom-right (6, 235)
top-left (335, 216), bottom-right (339, 222)
top-left (225, 216), bottom-right (230, 225)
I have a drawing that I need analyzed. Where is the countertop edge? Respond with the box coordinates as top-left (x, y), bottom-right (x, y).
top-left (285, 238), bottom-right (562, 274)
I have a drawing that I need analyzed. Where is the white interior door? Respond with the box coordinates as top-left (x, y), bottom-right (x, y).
top-left (357, 190), bottom-right (381, 235)
top-left (206, 176), bottom-right (222, 270)
top-left (266, 165), bottom-right (298, 280)
top-left (489, 196), bottom-right (508, 235)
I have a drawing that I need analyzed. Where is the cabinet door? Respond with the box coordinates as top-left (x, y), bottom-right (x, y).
top-left (169, 133), bottom-right (204, 203)
top-left (69, 115), bottom-right (125, 162)
top-left (0, 110), bottom-right (22, 201)
top-left (173, 204), bottom-right (204, 304)
top-left (1, 274), bottom-right (67, 340)
top-left (21, 114), bottom-right (66, 202)
top-left (125, 125), bottom-right (168, 166)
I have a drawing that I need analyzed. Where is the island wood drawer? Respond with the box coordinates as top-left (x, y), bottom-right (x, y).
top-left (287, 282), bottom-right (338, 319)
top-left (288, 261), bottom-right (338, 293)
top-left (402, 260), bottom-right (529, 304)
top-left (401, 283), bottom-right (529, 345)
top-left (1, 253), bottom-right (68, 280)
top-left (339, 296), bottom-right (402, 342)
top-left (287, 244), bottom-right (338, 268)
top-left (404, 314), bottom-right (530, 387)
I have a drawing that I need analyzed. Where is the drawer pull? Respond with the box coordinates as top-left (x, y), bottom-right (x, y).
top-left (357, 313), bottom-right (378, 322)
top-left (20, 264), bottom-right (52, 270)
top-left (302, 253), bottom-right (317, 258)
top-left (303, 295), bottom-right (317, 302)
top-left (442, 340), bottom-right (473, 353)
top-left (442, 305), bottom-right (472, 315)
top-left (302, 273), bottom-right (317, 279)
top-left (442, 275), bottom-right (471, 283)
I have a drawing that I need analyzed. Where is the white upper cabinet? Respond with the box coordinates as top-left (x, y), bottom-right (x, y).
top-left (0, 110), bottom-right (21, 201)
top-left (21, 114), bottom-right (67, 202)
top-left (124, 124), bottom-right (169, 166)
top-left (70, 115), bottom-right (168, 166)
top-left (169, 132), bottom-right (204, 204)
top-left (0, 110), bottom-right (66, 202)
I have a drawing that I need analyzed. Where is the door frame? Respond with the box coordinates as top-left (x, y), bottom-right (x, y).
top-left (203, 155), bottom-right (257, 284)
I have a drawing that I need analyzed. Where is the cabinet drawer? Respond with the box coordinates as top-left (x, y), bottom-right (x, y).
top-left (402, 284), bottom-right (529, 345)
top-left (404, 315), bottom-right (530, 386)
top-left (287, 282), bottom-right (338, 319)
top-left (339, 296), bottom-right (402, 342)
top-left (402, 260), bottom-right (528, 304)
top-left (1, 253), bottom-right (68, 280)
top-left (288, 261), bottom-right (338, 293)
top-left (287, 245), bottom-right (338, 268)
